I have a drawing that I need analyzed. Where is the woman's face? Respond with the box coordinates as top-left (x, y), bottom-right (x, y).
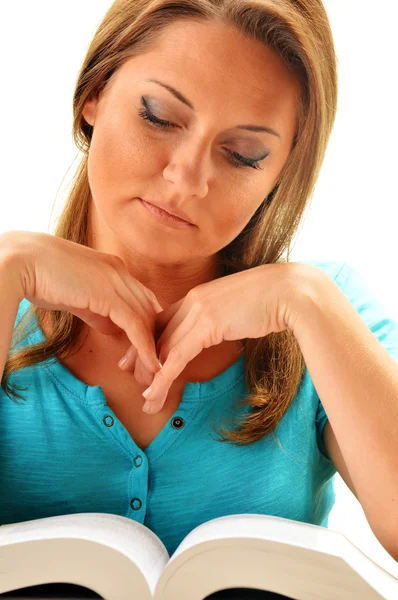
top-left (82, 18), bottom-right (300, 271)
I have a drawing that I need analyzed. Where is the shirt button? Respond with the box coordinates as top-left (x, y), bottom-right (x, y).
top-left (130, 497), bottom-right (142, 511)
top-left (134, 455), bottom-right (143, 468)
top-left (171, 417), bottom-right (184, 429)
top-left (103, 415), bottom-right (114, 427)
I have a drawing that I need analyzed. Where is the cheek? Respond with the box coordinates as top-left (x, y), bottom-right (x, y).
top-left (222, 193), bottom-right (263, 232)
top-left (209, 196), bottom-right (257, 248)
top-left (87, 121), bottom-right (153, 199)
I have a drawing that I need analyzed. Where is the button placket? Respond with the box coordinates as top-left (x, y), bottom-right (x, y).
top-left (127, 414), bottom-right (187, 513)
top-left (96, 408), bottom-right (149, 523)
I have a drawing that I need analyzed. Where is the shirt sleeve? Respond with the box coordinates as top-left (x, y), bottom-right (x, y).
top-left (316, 261), bottom-right (398, 459)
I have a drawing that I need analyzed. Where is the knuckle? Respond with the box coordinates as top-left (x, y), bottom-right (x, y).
top-left (102, 252), bottom-right (118, 266)
top-left (167, 346), bottom-right (182, 363)
top-left (116, 257), bottom-right (130, 276)
top-left (130, 311), bottom-right (145, 328)
top-left (106, 253), bottom-right (126, 274)
top-left (103, 258), bottom-right (122, 283)
top-left (103, 282), bottom-right (119, 306)
top-left (122, 309), bottom-right (141, 332)
top-left (128, 310), bottom-right (140, 323)
top-left (186, 285), bottom-right (203, 302)
top-left (155, 363), bottom-right (170, 385)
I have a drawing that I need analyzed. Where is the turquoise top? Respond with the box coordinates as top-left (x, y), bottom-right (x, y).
top-left (1, 260), bottom-right (398, 556)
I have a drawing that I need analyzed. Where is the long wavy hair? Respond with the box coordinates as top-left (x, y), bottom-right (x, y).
top-left (2, 0), bottom-right (338, 446)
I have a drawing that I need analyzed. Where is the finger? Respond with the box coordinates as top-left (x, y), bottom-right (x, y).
top-left (112, 259), bottom-right (164, 335)
top-left (134, 354), bottom-right (156, 387)
top-left (156, 301), bottom-right (199, 357)
top-left (118, 348), bottom-right (155, 386)
top-left (143, 323), bottom-right (205, 414)
top-left (150, 294), bottom-right (164, 315)
top-left (112, 260), bottom-right (154, 318)
top-left (155, 297), bottom-right (185, 337)
top-left (118, 346), bottom-right (137, 371)
top-left (110, 290), bottom-right (160, 373)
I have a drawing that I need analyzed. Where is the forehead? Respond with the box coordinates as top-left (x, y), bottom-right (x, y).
top-left (114, 19), bottom-right (300, 127)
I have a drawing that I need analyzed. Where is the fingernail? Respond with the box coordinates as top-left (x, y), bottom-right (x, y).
top-left (118, 355), bottom-right (128, 370)
top-left (142, 385), bottom-right (152, 399)
top-left (158, 360), bottom-right (163, 369)
top-left (143, 400), bottom-right (152, 413)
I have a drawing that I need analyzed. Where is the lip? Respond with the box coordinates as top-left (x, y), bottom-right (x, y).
top-left (139, 199), bottom-right (195, 229)
top-left (141, 199), bottom-right (194, 225)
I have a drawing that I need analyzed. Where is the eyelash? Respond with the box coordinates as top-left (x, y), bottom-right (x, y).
top-left (137, 105), bottom-right (265, 171)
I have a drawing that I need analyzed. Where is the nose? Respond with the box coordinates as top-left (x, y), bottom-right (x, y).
top-left (162, 140), bottom-right (211, 200)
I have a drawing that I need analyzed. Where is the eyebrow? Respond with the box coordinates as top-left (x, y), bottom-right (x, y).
top-left (145, 78), bottom-right (281, 139)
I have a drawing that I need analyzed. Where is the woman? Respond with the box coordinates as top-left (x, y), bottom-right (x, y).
top-left (1, 0), bottom-right (398, 597)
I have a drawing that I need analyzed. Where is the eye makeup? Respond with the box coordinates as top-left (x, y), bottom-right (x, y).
top-left (138, 96), bottom-right (269, 170)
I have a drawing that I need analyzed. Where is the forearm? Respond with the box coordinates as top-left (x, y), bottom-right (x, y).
top-left (0, 233), bottom-right (26, 381)
top-left (292, 266), bottom-right (398, 555)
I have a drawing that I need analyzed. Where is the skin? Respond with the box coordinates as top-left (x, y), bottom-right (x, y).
top-left (80, 18), bottom-right (301, 359)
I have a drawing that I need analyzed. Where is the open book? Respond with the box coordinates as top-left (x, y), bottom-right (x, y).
top-left (0, 513), bottom-right (397, 600)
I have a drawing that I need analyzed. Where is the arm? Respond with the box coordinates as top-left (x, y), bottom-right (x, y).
top-left (292, 264), bottom-right (398, 561)
top-left (0, 232), bottom-right (25, 381)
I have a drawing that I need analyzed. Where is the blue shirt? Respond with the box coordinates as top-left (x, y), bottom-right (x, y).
top-left (1, 260), bottom-right (398, 556)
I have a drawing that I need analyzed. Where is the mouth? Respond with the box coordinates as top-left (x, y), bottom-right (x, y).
top-left (138, 199), bottom-right (195, 229)
top-left (141, 199), bottom-right (194, 225)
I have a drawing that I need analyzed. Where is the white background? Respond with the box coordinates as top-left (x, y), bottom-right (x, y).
top-left (1, 0), bottom-right (397, 580)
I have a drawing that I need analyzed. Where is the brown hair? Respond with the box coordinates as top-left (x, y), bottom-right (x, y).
top-left (2, 0), bottom-right (338, 446)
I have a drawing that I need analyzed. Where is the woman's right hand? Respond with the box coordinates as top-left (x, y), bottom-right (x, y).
top-left (2, 230), bottom-right (164, 376)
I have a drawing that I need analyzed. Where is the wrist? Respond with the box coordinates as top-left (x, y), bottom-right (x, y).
top-left (0, 231), bottom-right (27, 302)
top-left (287, 262), bottom-right (330, 337)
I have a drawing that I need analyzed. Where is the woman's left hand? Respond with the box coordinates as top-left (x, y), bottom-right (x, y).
top-left (133, 261), bottom-right (312, 413)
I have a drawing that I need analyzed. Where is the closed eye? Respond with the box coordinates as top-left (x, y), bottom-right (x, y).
top-left (138, 100), bottom-right (267, 171)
